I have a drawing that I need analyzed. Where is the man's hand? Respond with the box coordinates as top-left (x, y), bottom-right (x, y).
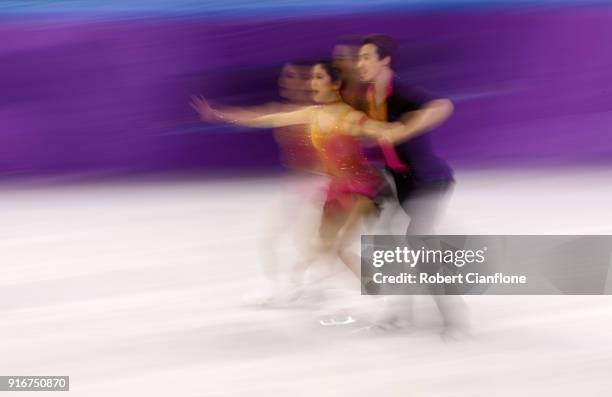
top-left (383, 98), bottom-right (454, 144)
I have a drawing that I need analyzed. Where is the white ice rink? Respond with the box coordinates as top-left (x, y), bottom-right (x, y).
top-left (1, 168), bottom-right (612, 396)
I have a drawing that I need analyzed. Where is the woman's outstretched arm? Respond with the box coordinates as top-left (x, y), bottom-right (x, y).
top-left (190, 96), bottom-right (314, 129)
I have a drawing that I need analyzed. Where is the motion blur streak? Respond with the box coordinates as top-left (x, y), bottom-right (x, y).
top-left (1, 3), bottom-right (612, 174)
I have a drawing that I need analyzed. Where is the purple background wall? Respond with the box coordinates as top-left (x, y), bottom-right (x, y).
top-left (1, 8), bottom-right (611, 177)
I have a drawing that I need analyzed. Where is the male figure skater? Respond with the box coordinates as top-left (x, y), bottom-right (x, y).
top-left (357, 35), bottom-right (469, 338)
top-left (357, 34), bottom-right (454, 235)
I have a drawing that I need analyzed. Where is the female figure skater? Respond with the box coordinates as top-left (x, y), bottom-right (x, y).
top-left (250, 61), bottom-right (324, 285)
top-left (191, 61), bottom-right (414, 298)
top-left (197, 61), bottom-right (324, 302)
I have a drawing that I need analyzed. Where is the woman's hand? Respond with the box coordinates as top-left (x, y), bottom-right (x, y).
top-left (190, 95), bottom-right (222, 123)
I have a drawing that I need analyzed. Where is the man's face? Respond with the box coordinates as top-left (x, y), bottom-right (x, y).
top-left (332, 44), bottom-right (358, 77)
top-left (357, 43), bottom-right (389, 82)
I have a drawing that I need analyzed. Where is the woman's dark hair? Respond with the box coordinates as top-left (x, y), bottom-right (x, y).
top-left (314, 60), bottom-right (342, 84)
top-left (285, 59), bottom-right (313, 69)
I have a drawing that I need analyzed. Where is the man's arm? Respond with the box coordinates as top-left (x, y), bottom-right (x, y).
top-left (389, 98), bottom-right (454, 144)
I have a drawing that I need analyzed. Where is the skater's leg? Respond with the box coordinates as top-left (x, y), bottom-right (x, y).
top-left (335, 196), bottom-right (377, 279)
top-left (289, 197), bottom-right (349, 284)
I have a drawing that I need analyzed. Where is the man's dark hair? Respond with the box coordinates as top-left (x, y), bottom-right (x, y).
top-left (334, 35), bottom-right (362, 48)
top-left (361, 34), bottom-right (397, 64)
